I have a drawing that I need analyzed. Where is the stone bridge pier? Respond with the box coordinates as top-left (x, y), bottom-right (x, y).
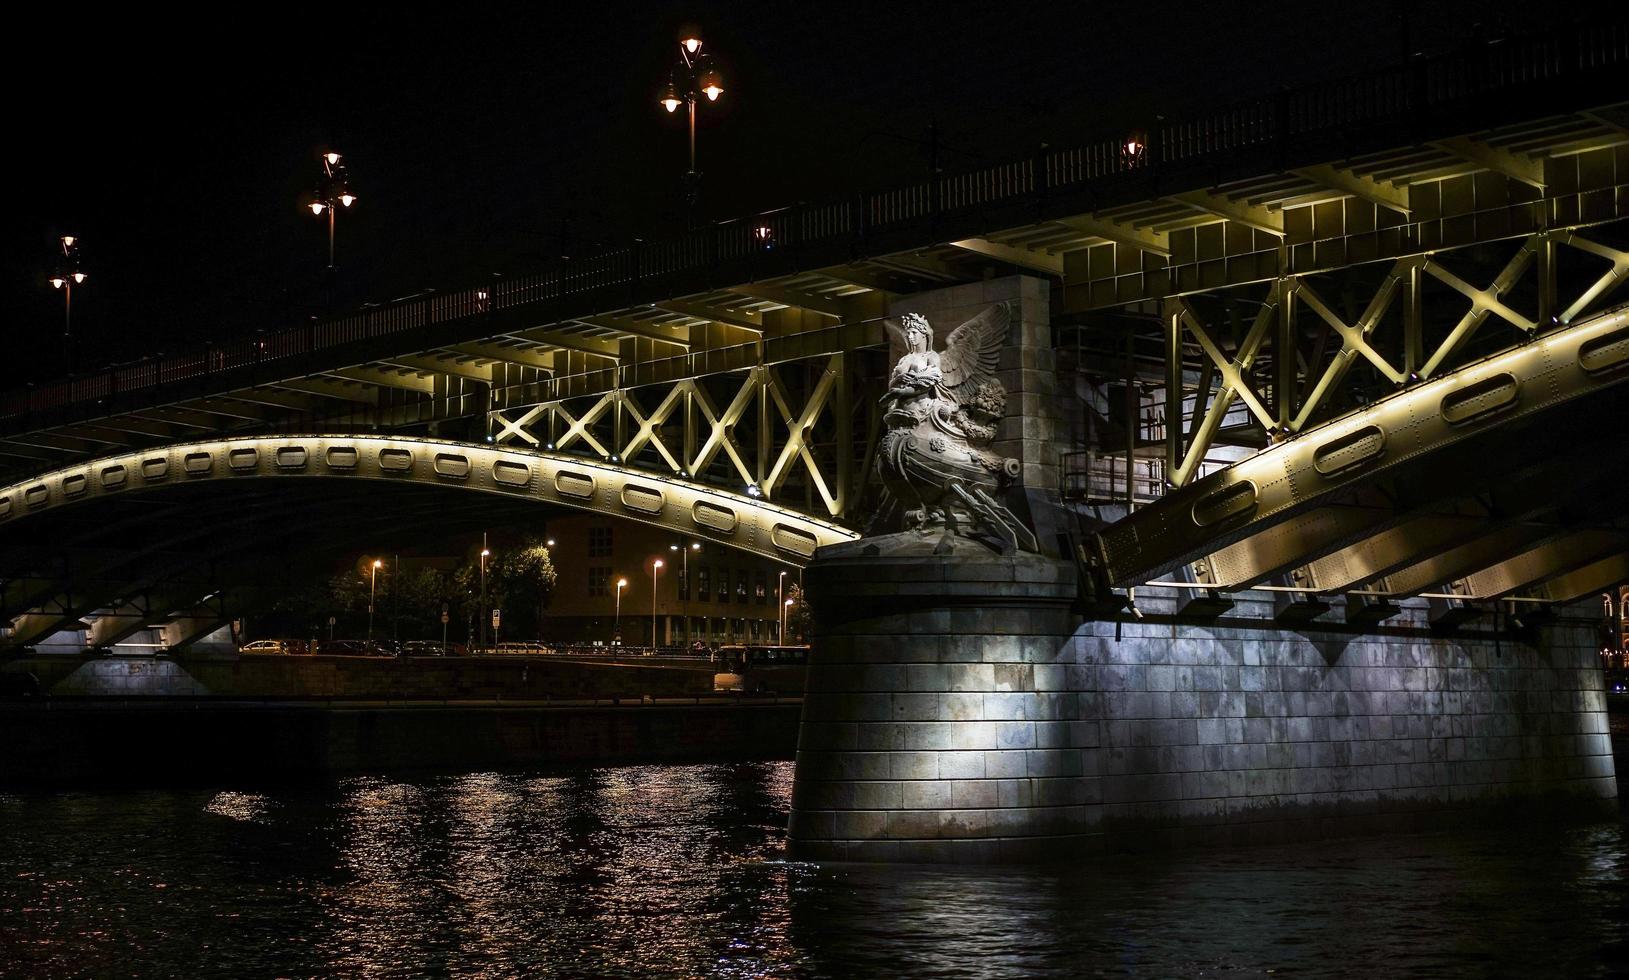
top-left (788, 548), bottom-right (1616, 863)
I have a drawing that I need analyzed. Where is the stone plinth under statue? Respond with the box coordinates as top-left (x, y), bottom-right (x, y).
top-left (789, 535), bottom-right (1087, 861)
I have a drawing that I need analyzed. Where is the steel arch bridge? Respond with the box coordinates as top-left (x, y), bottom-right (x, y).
top-left (4, 20), bottom-right (1629, 649)
top-left (0, 434), bottom-right (856, 564)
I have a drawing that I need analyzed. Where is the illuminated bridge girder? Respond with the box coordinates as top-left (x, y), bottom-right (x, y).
top-left (489, 344), bottom-right (877, 522)
top-left (1097, 302), bottom-right (1629, 591)
top-left (0, 435), bottom-right (858, 569)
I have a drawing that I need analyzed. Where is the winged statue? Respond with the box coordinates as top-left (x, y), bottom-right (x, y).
top-left (871, 302), bottom-right (1038, 554)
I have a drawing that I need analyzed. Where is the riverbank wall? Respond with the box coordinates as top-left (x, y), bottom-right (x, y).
top-left (0, 698), bottom-right (802, 787)
top-left (0, 653), bottom-right (717, 700)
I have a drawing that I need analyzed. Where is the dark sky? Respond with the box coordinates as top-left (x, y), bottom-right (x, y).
top-left (5, 0), bottom-right (1558, 383)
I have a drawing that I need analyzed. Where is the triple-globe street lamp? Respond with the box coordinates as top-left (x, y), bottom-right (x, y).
top-left (47, 236), bottom-right (87, 371)
top-left (307, 151), bottom-right (357, 270)
top-left (658, 31), bottom-right (725, 224)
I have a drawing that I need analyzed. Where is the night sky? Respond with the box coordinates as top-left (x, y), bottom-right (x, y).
top-left (6, 0), bottom-right (1560, 384)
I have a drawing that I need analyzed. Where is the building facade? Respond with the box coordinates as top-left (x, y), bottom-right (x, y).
top-left (542, 513), bottom-right (800, 647)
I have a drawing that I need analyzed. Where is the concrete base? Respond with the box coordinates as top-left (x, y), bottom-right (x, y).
top-left (788, 545), bottom-right (1618, 863)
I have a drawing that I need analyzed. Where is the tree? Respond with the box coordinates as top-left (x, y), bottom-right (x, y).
top-left (785, 581), bottom-right (812, 642)
top-left (490, 538), bottom-right (557, 639)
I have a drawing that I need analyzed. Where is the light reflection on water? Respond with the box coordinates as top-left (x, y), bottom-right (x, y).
top-left (0, 762), bottom-right (1625, 977)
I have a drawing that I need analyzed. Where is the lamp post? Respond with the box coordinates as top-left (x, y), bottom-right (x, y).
top-left (658, 30), bottom-right (726, 225)
top-left (368, 559), bottom-right (382, 643)
top-left (615, 577), bottom-right (628, 645)
top-left (651, 559), bottom-right (664, 651)
top-left (783, 597), bottom-right (795, 645)
top-left (777, 570), bottom-right (787, 643)
top-left (307, 151), bottom-right (357, 270)
top-left (670, 541), bottom-right (700, 647)
top-left (479, 538), bottom-right (491, 651)
top-left (48, 236), bottom-right (87, 373)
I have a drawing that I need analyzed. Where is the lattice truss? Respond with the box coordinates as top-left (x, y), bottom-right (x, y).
top-left (488, 351), bottom-right (882, 521)
top-left (1162, 226), bottom-right (1629, 487)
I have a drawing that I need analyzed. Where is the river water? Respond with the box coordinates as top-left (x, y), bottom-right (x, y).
top-left (1, 761), bottom-right (1625, 978)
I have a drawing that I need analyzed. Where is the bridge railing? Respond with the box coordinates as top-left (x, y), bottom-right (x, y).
top-left (5, 18), bottom-right (1626, 424)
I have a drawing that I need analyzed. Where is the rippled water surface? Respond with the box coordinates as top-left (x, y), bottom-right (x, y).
top-left (2, 761), bottom-right (1626, 977)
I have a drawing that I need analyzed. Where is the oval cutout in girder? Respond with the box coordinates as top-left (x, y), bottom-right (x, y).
top-left (326, 446), bottom-right (359, 469)
top-left (379, 448), bottom-right (413, 472)
top-left (433, 453), bottom-right (471, 479)
top-left (493, 460), bottom-right (531, 487)
top-left (141, 458), bottom-right (169, 480)
top-left (1579, 325), bottom-right (1629, 375)
top-left (771, 524), bottom-right (819, 558)
top-left (1313, 424), bottom-right (1386, 477)
top-left (621, 485), bottom-right (664, 514)
top-left (0, 497), bottom-right (11, 519)
top-left (1192, 480), bottom-right (1257, 528)
top-left (24, 484), bottom-right (49, 508)
top-left (228, 448), bottom-right (258, 470)
top-left (183, 452), bottom-right (213, 475)
top-left (275, 447), bottom-right (308, 469)
top-left (692, 500), bottom-right (738, 533)
top-left (101, 465), bottom-right (127, 488)
top-left (555, 471), bottom-right (595, 498)
top-left (1441, 372), bottom-right (1519, 425)
top-left (62, 474), bottom-right (88, 497)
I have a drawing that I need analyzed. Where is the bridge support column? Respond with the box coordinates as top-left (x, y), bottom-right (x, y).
top-left (791, 548), bottom-right (1618, 864)
top-left (790, 540), bottom-right (1087, 862)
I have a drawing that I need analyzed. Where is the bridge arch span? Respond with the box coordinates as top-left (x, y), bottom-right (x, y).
top-left (0, 434), bottom-right (857, 565)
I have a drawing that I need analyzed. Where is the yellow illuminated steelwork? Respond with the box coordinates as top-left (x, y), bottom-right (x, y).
top-left (0, 434), bottom-right (857, 566)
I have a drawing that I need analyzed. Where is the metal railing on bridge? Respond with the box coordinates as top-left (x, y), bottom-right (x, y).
top-left (4, 19), bottom-right (1625, 422)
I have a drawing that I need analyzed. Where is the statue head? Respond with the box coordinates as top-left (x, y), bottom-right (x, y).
top-left (900, 313), bottom-right (933, 353)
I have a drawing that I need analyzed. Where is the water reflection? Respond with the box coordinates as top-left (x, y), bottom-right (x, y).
top-left (0, 763), bottom-right (1624, 977)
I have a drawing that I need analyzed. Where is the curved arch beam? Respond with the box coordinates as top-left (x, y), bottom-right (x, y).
top-left (0, 435), bottom-right (858, 566)
top-left (1099, 303), bottom-right (1629, 588)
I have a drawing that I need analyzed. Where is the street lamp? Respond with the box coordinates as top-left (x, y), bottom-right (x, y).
top-left (670, 541), bottom-right (701, 646)
top-left (777, 570), bottom-right (787, 642)
top-left (47, 236), bottom-right (87, 372)
top-left (615, 577), bottom-right (628, 644)
top-left (307, 150), bottom-right (357, 270)
top-left (657, 29), bottom-right (726, 225)
top-left (783, 597), bottom-right (795, 645)
top-left (652, 558), bottom-right (665, 651)
top-left (475, 540), bottom-right (488, 647)
top-left (368, 559), bottom-right (383, 643)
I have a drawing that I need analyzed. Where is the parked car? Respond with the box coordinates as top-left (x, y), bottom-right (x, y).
top-left (316, 639), bottom-right (368, 657)
top-left (403, 640), bottom-right (454, 657)
top-left (240, 639), bottom-right (308, 655)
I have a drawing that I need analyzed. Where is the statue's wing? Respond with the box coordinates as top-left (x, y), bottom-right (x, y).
top-left (940, 302), bottom-right (1010, 401)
